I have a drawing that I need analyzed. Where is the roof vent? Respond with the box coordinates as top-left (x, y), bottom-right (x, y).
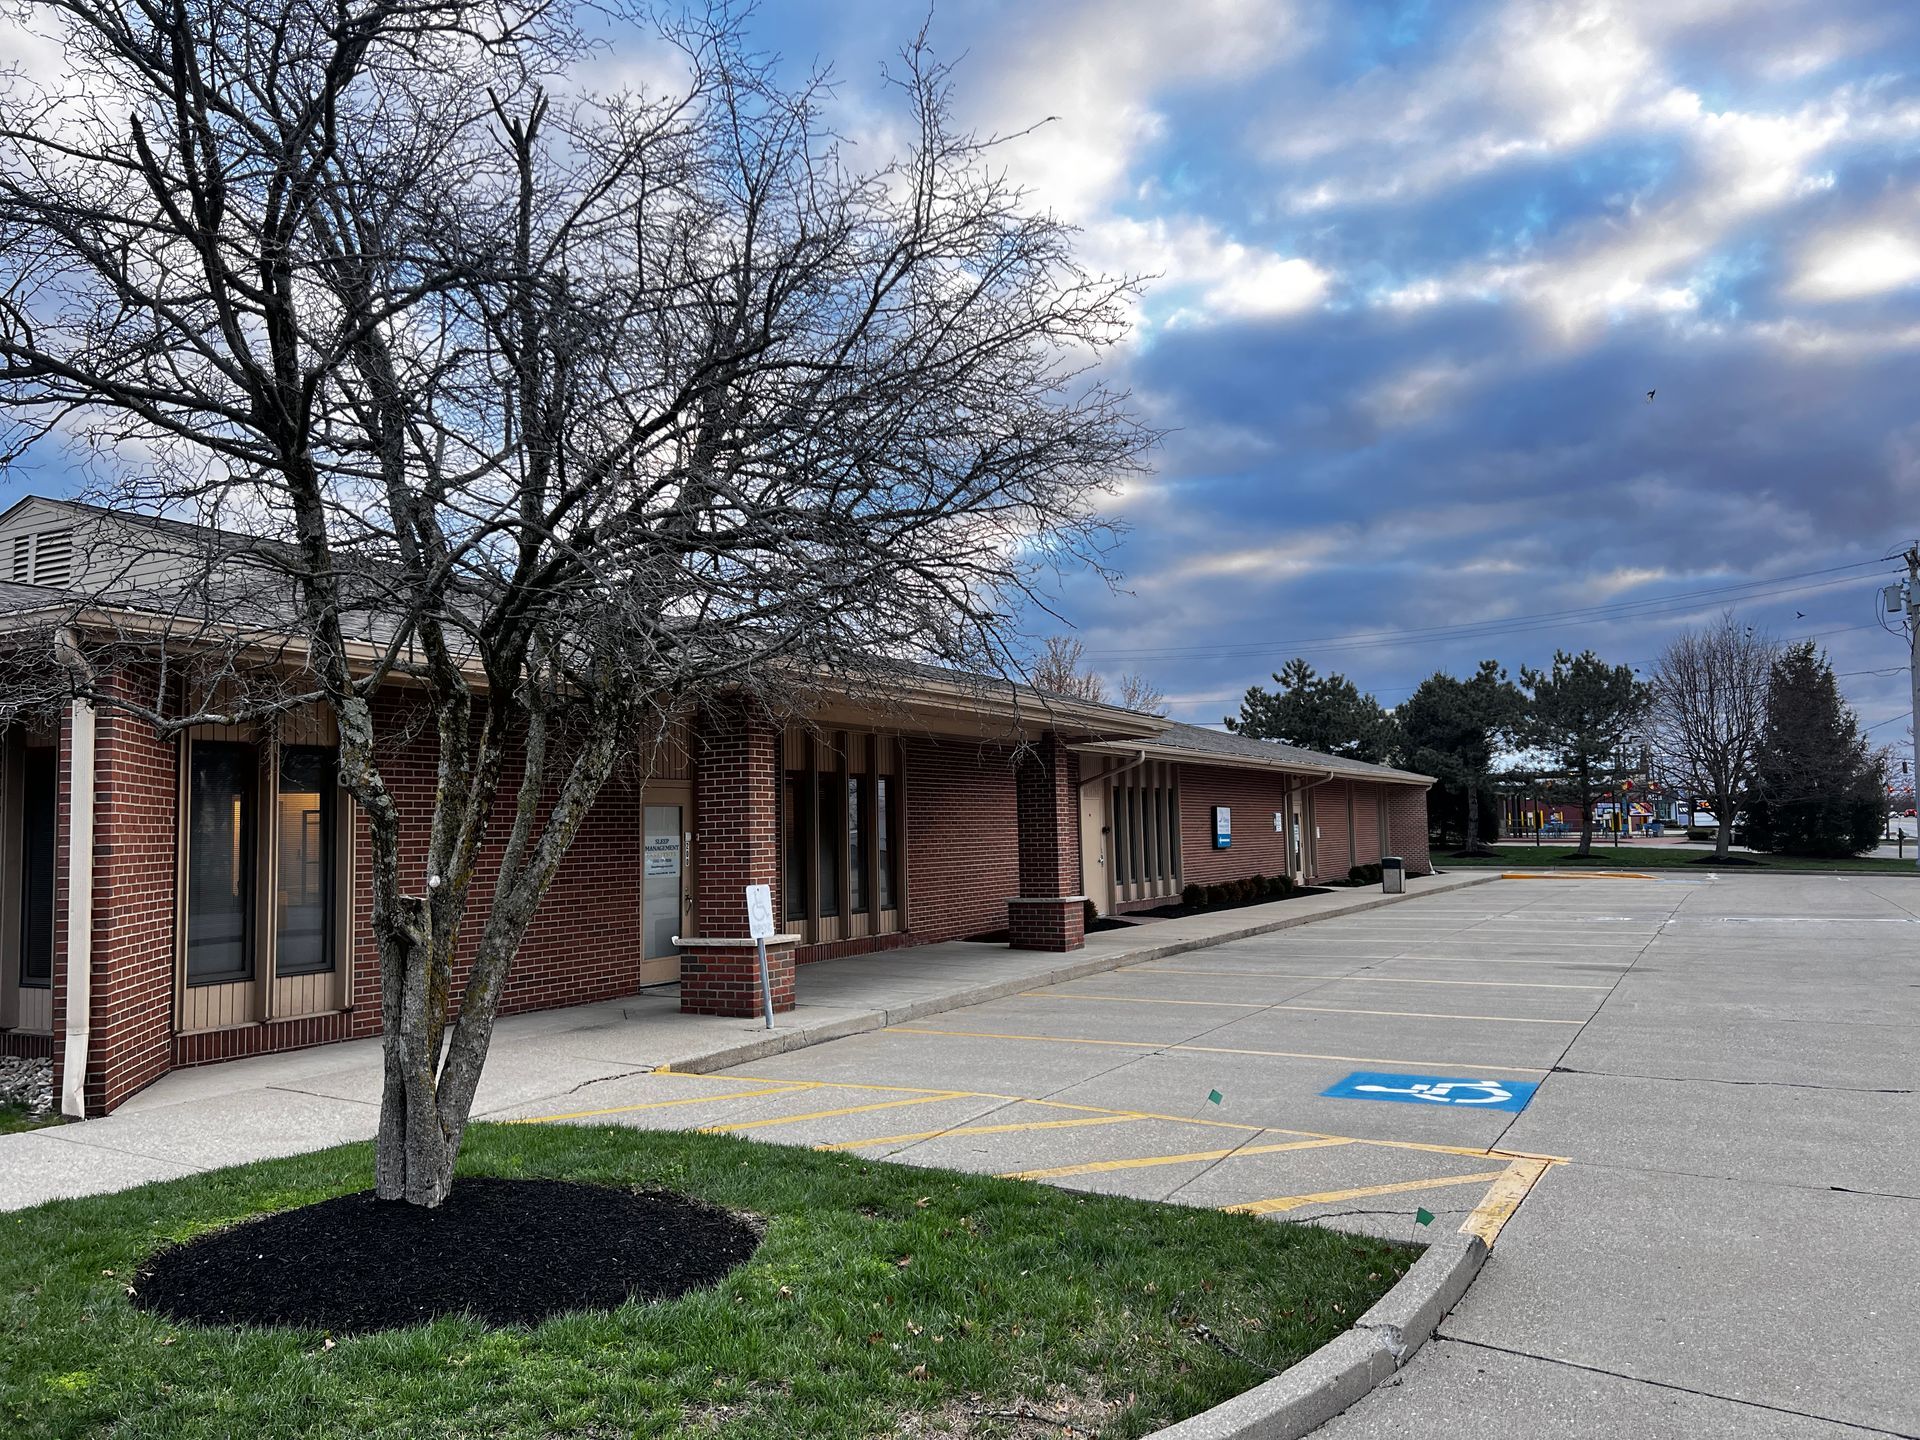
top-left (10, 528), bottom-right (73, 587)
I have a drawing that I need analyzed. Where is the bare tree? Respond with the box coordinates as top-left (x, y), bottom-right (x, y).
top-left (0, 0), bottom-right (1149, 1203)
top-left (1649, 613), bottom-right (1776, 860)
top-left (1114, 671), bottom-right (1165, 716)
top-left (1029, 635), bottom-right (1106, 702)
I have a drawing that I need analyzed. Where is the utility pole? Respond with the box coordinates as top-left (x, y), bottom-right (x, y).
top-left (1906, 545), bottom-right (1919, 873)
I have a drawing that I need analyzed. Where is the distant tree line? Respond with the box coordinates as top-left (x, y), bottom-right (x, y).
top-left (1210, 616), bottom-right (1889, 861)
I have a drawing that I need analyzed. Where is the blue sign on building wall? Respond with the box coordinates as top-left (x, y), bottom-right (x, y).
top-left (1321, 1071), bottom-right (1539, 1113)
top-left (1211, 805), bottom-right (1231, 849)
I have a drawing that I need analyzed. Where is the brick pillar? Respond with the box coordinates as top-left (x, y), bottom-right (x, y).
top-left (680, 704), bottom-right (796, 1017)
top-left (1008, 734), bottom-right (1085, 952)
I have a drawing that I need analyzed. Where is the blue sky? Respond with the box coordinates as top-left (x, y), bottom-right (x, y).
top-left (4, 0), bottom-right (1916, 760)
top-left (731, 0), bottom-right (1920, 755)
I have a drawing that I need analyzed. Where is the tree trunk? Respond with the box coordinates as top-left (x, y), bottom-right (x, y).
top-left (1466, 783), bottom-right (1482, 853)
top-left (1713, 788), bottom-right (1732, 859)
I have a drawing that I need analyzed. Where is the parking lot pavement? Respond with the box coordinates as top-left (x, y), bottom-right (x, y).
top-left (503, 874), bottom-right (1920, 1438)
top-left (501, 881), bottom-right (1645, 1243)
top-left (1313, 874), bottom-right (1920, 1440)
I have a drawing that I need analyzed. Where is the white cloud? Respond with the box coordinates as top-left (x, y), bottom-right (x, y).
top-left (971, 0), bottom-right (1310, 223)
top-left (1792, 229), bottom-right (1920, 300)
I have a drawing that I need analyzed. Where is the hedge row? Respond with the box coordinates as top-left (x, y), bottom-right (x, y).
top-left (1180, 874), bottom-right (1297, 910)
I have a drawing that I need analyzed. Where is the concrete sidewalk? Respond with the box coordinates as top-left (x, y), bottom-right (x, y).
top-left (0, 871), bottom-right (1493, 1211)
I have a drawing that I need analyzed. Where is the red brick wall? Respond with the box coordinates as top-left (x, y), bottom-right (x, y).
top-left (1015, 735), bottom-right (1080, 898)
top-left (85, 673), bottom-right (179, 1111)
top-left (333, 692), bottom-right (648, 1043)
top-left (1175, 765), bottom-right (1431, 889)
top-left (901, 736), bottom-right (1022, 943)
top-left (1386, 785), bottom-right (1434, 876)
top-left (1177, 763), bottom-right (1293, 885)
top-left (1352, 786), bottom-right (1386, 868)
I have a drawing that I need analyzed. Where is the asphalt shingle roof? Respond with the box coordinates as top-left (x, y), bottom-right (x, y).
top-left (1139, 719), bottom-right (1434, 785)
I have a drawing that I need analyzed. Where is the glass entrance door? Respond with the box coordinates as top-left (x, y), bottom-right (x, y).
top-left (641, 800), bottom-right (688, 985)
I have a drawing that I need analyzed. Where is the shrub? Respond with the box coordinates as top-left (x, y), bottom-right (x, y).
top-left (1083, 898), bottom-right (1099, 930)
top-left (1348, 863), bottom-right (1384, 886)
top-left (1182, 883), bottom-right (1204, 909)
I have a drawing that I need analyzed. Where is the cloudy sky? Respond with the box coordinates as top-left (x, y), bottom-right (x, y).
top-left (731, 0), bottom-right (1919, 754)
top-left (3, 0), bottom-right (1914, 758)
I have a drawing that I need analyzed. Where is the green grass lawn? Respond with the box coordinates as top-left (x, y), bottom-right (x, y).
top-left (1440, 845), bottom-right (1920, 874)
top-left (0, 1103), bottom-right (65, 1135)
top-left (1, 1123), bottom-right (1414, 1440)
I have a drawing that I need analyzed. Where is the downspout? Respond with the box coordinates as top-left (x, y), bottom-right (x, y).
top-left (53, 628), bottom-right (96, 1119)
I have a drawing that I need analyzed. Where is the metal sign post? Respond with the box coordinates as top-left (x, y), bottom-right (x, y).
top-left (744, 883), bottom-right (776, 1031)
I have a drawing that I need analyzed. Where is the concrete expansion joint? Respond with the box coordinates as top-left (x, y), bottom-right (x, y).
top-left (1144, 1233), bottom-right (1488, 1439)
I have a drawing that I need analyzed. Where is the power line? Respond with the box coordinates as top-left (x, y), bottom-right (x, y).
top-left (1090, 559), bottom-right (1897, 664)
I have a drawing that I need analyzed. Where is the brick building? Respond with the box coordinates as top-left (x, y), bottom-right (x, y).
top-left (0, 497), bottom-right (1434, 1115)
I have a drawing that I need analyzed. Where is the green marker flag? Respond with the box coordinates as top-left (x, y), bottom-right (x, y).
top-left (1207, 1089), bottom-right (1224, 1105)
top-left (1414, 1208), bottom-right (1435, 1227)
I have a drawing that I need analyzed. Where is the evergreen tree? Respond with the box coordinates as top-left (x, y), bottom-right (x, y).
top-left (1519, 650), bottom-right (1647, 857)
top-left (1743, 642), bottom-right (1886, 856)
top-left (1227, 658), bottom-right (1399, 763)
top-left (1399, 661), bottom-right (1525, 856)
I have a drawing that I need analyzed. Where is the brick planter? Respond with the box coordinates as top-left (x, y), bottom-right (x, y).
top-left (1006, 895), bottom-right (1086, 952)
top-left (678, 937), bottom-right (799, 1017)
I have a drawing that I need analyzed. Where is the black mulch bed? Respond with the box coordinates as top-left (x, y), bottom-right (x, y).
top-left (1688, 853), bottom-right (1763, 866)
top-left (963, 915), bottom-right (1137, 943)
top-left (1132, 887), bottom-right (1333, 920)
top-left (133, 1177), bottom-right (762, 1335)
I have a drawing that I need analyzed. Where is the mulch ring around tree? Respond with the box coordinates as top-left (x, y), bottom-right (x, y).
top-left (133, 1177), bottom-right (763, 1335)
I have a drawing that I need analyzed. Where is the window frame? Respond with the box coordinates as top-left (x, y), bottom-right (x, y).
top-left (778, 729), bottom-right (907, 941)
top-left (175, 723), bottom-right (353, 1028)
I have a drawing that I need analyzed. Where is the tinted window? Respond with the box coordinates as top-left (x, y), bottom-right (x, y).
top-left (18, 747), bottom-right (55, 986)
top-left (274, 746), bottom-right (336, 976)
top-left (186, 741), bottom-right (254, 983)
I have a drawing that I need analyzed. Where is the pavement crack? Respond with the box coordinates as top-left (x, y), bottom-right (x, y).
top-left (1547, 1064), bottom-right (1913, 1095)
top-left (562, 1067), bottom-right (656, 1096)
top-left (1435, 1337), bottom-right (1920, 1439)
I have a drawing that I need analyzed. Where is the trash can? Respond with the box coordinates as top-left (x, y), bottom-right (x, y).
top-left (1381, 856), bottom-right (1405, 894)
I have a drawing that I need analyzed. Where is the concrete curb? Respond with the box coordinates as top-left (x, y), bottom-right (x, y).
top-left (661, 872), bottom-right (1501, 1078)
top-left (1145, 1232), bottom-right (1489, 1439)
top-left (1444, 864), bottom-right (1920, 879)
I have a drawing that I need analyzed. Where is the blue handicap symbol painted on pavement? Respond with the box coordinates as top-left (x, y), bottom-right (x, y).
top-left (1321, 1071), bottom-right (1539, 1113)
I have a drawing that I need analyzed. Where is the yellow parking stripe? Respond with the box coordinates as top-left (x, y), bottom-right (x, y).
top-left (820, 1114), bottom-right (1141, 1151)
top-left (510, 1083), bottom-right (815, 1125)
top-left (1226, 1170), bottom-right (1508, 1217)
top-left (886, 1026), bottom-right (1550, 1076)
top-left (1005, 1136), bottom-right (1353, 1181)
top-left (702, 1093), bottom-right (967, 1134)
top-left (1460, 1157), bottom-right (1553, 1246)
top-left (1134, 969), bottom-right (1612, 991)
top-left (1015, 992), bottom-right (1586, 1024)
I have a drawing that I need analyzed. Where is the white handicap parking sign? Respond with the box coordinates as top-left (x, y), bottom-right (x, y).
top-left (1322, 1070), bottom-right (1538, 1113)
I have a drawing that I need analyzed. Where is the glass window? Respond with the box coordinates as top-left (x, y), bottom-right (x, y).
top-left (847, 777), bottom-right (866, 913)
top-left (816, 773), bottom-right (842, 917)
top-left (18, 747), bottom-right (55, 986)
top-left (274, 746), bottom-right (336, 976)
top-left (782, 772), bottom-right (807, 921)
top-left (876, 775), bottom-right (898, 911)
top-left (186, 741), bottom-right (254, 983)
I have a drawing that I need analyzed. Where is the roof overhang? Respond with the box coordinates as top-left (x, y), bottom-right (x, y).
top-left (1072, 736), bottom-right (1434, 787)
top-left (0, 602), bottom-right (1177, 741)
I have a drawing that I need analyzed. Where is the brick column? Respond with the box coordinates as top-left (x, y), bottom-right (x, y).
top-left (1008, 734), bottom-right (1085, 951)
top-left (679, 704), bottom-right (796, 1017)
